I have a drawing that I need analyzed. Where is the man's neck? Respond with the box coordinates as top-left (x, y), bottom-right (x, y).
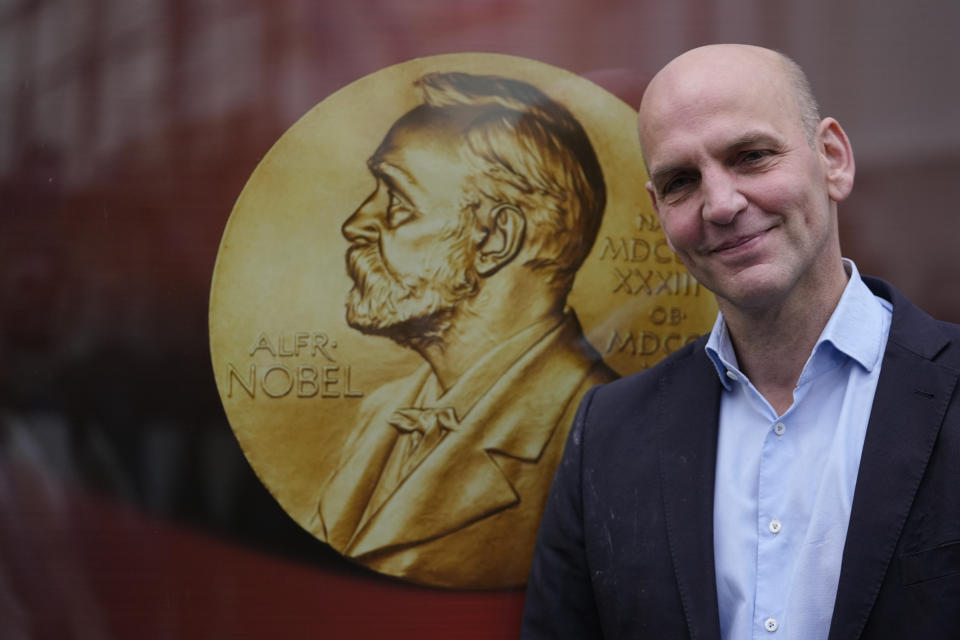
top-left (720, 264), bottom-right (849, 416)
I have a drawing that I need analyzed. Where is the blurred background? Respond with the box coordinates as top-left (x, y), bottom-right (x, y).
top-left (2, 1), bottom-right (959, 638)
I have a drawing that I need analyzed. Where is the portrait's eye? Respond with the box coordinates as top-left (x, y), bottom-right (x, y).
top-left (386, 191), bottom-right (417, 228)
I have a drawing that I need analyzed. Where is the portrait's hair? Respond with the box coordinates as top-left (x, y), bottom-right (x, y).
top-left (777, 52), bottom-right (821, 145)
top-left (415, 72), bottom-right (606, 296)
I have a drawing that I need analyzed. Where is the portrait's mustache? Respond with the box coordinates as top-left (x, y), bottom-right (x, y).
top-left (343, 229), bottom-right (481, 345)
top-left (346, 244), bottom-right (407, 297)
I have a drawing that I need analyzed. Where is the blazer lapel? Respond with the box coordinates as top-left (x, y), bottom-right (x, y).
top-left (314, 370), bottom-right (427, 548)
top-left (345, 428), bottom-right (520, 556)
top-left (657, 342), bottom-right (723, 640)
top-left (829, 288), bottom-right (959, 640)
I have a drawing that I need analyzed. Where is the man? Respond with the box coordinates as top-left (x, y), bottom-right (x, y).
top-left (523, 44), bottom-right (960, 638)
top-left (309, 72), bottom-right (617, 588)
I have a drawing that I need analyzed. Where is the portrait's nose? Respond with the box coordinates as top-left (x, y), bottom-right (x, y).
top-left (700, 168), bottom-right (746, 225)
top-left (342, 186), bottom-right (384, 244)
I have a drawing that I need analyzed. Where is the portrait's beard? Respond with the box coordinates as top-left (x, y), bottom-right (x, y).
top-left (344, 228), bottom-right (479, 347)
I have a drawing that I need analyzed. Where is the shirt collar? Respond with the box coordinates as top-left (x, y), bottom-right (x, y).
top-left (705, 259), bottom-right (890, 390)
top-left (705, 313), bottom-right (737, 390)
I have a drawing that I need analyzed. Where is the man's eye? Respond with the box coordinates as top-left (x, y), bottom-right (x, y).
top-left (387, 192), bottom-right (416, 228)
top-left (662, 175), bottom-right (696, 196)
top-left (739, 149), bottom-right (771, 164)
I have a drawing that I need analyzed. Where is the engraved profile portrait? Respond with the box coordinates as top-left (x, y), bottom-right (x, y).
top-left (209, 53), bottom-right (717, 591)
top-left (308, 71), bottom-right (618, 588)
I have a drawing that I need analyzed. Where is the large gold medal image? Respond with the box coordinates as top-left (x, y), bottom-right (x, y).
top-left (209, 53), bottom-right (716, 589)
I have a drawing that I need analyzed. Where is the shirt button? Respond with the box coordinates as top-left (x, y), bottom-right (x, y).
top-left (764, 617), bottom-right (779, 632)
top-left (726, 370), bottom-right (738, 381)
top-left (773, 422), bottom-right (786, 436)
top-left (769, 519), bottom-right (782, 534)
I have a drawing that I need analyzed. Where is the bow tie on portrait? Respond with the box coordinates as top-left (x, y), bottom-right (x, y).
top-left (388, 406), bottom-right (460, 437)
top-left (387, 407), bottom-right (459, 478)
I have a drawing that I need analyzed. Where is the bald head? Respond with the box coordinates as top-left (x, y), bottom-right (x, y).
top-left (634, 42), bottom-right (856, 315)
top-left (639, 45), bottom-right (820, 162)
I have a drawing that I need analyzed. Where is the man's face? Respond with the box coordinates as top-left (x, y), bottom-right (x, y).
top-left (639, 48), bottom-right (840, 311)
top-left (341, 110), bottom-right (479, 341)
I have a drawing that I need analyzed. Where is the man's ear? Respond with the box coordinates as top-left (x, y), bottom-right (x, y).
top-left (474, 204), bottom-right (526, 277)
top-left (818, 117), bottom-right (856, 203)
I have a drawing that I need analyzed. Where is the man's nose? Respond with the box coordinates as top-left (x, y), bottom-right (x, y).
top-left (342, 187), bottom-right (384, 243)
top-left (700, 169), bottom-right (746, 225)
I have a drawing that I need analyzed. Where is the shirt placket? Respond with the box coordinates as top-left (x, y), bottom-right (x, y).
top-left (754, 408), bottom-right (792, 638)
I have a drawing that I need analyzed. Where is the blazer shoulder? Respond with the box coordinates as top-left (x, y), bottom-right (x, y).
top-left (594, 334), bottom-right (709, 399)
top-left (574, 334), bottom-right (711, 434)
top-left (865, 276), bottom-right (960, 368)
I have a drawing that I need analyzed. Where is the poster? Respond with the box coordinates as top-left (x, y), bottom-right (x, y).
top-left (3, 2), bottom-right (960, 637)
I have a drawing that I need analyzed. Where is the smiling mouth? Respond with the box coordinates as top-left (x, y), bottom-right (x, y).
top-left (709, 227), bottom-right (772, 254)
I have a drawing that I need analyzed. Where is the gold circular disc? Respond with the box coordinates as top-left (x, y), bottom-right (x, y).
top-left (209, 52), bottom-right (716, 589)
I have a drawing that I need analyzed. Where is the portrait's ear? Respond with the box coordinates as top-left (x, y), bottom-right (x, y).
top-left (474, 203), bottom-right (526, 277)
top-left (818, 117), bottom-right (855, 203)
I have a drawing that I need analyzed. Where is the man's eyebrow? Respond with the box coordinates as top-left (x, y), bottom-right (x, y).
top-left (724, 131), bottom-right (784, 153)
top-left (648, 131), bottom-right (786, 189)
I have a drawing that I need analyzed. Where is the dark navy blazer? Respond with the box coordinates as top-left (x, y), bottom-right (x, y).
top-left (523, 277), bottom-right (960, 639)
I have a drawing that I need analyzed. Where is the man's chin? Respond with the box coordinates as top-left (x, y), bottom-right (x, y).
top-left (711, 268), bottom-right (796, 312)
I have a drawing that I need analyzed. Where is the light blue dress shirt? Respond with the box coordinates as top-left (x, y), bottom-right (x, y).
top-left (706, 260), bottom-right (892, 640)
